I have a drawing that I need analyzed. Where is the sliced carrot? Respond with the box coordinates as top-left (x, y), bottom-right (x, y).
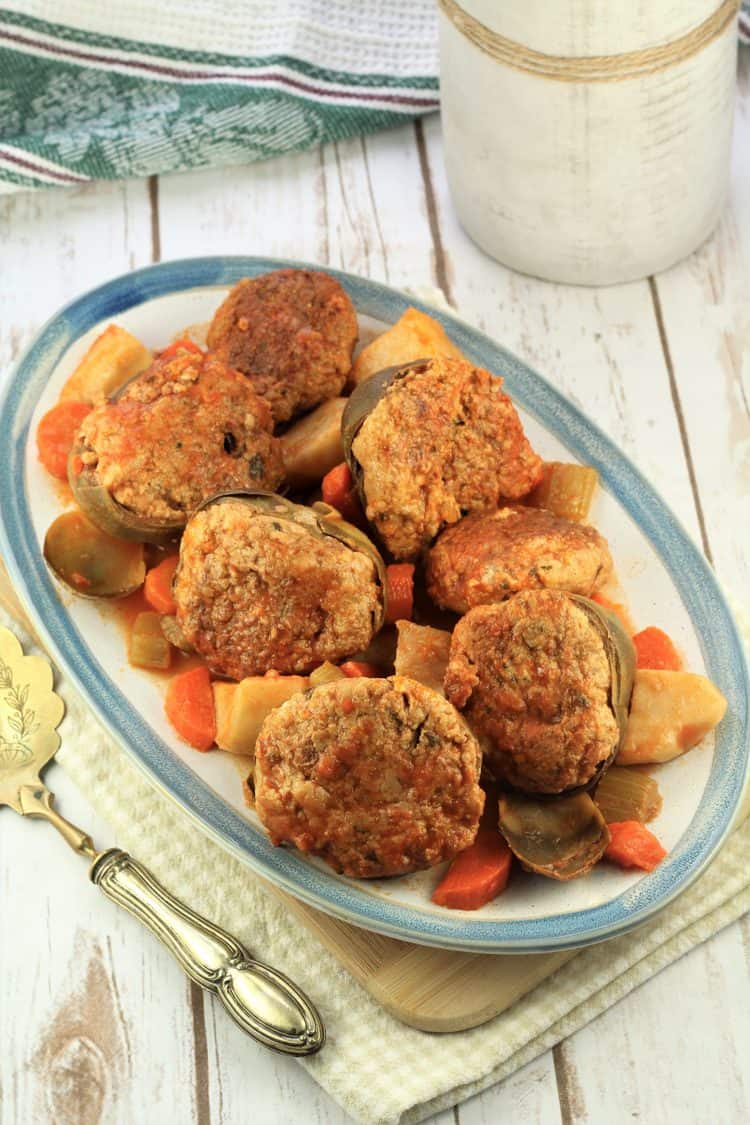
top-left (632, 626), bottom-right (682, 671)
top-left (340, 660), bottom-right (383, 678)
top-left (165, 666), bottom-right (216, 752)
top-left (604, 820), bottom-right (667, 872)
top-left (143, 555), bottom-right (179, 615)
top-left (431, 826), bottom-right (513, 910)
top-left (321, 462), bottom-right (365, 527)
top-left (385, 563), bottom-right (414, 624)
top-left (159, 338), bottom-right (203, 361)
top-left (36, 401), bottom-right (92, 480)
top-left (592, 592), bottom-right (632, 634)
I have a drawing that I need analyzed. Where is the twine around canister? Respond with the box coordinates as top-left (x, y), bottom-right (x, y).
top-left (438, 0), bottom-right (739, 81)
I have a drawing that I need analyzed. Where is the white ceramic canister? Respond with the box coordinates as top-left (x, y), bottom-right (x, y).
top-left (438, 0), bottom-right (739, 285)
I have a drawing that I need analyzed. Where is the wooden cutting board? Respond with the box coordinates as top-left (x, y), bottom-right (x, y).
top-left (269, 886), bottom-right (576, 1031)
top-left (0, 563), bottom-right (575, 1032)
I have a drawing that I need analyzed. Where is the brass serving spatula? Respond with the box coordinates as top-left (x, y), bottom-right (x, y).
top-left (0, 625), bottom-right (324, 1056)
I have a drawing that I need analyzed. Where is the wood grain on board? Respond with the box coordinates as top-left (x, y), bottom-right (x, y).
top-left (1, 67), bottom-right (748, 1124)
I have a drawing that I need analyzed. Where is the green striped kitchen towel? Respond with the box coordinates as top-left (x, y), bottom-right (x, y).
top-left (1, 2), bottom-right (747, 193)
top-left (0, 1), bottom-right (439, 191)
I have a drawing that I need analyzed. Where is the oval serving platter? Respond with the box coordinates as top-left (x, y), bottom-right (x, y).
top-left (0, 256), bottom-right (747, 954)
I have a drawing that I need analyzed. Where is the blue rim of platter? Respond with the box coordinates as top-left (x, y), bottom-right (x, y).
top-left (0, 256), bottom-right (747, 953)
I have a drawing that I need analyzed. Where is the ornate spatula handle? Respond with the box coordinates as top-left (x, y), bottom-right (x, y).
top-left (17, 783), bottom-right (324, 1056)
top-left (91, 848), bottom-right (325, 1055)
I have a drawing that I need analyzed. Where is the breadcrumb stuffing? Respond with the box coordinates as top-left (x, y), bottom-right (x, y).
top-left (351, 356), bottom-right (542, 560)
top-left (255, 675), bottom-right (484, 878)
top-left (174, 499), bottom-right (382, 678)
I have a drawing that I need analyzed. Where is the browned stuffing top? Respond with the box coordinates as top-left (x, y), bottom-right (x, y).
top-left (207, 269), bottom-right (358, 424)
top-left (174, 498), bottom-right (382, 678)
top-left (255, 675), bottom-right (484, 878)
top-left (351, 356), bottom-right (542, 559)
top-left (426, 505), bottom-right (612, 613)
top-left (77, 349), bottom-right (283, 521)
top-left (445, 590), bottom-right (617, 794)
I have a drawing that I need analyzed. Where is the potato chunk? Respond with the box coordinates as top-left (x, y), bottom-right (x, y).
top-left (394, 621), bottom-right (452, 695)
top-left (213, 675), bottom-right (308, 755)
top-left (350, 307), bottom-right (464, 387)
top-left (60, 324), bottom-right (152, 403)
top-left (618, 669), bottom-right (727, 765)
top-left (279, 397), bottom-right (346, 489)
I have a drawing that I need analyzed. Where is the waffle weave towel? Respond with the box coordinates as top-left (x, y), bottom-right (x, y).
top-left (1, 2), bottom-right (747, 193)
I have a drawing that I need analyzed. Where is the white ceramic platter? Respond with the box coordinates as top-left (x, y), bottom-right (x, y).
top-left (1, 257), bottom-right (747, 952)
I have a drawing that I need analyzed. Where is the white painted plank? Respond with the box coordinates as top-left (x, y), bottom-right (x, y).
top-left (459, 1053), bottom-right (562, 1125)
top-left (321, 129), bottom-right (433, 288)
top-left (157, 124), bottom-right (436, 294)
top-left (0, 764), bottom-right (199, 1125)
top-left (551, 923), bottom-right (750, 1125)
top-left (156, 149), bottom-right (327, 265)
top-left (159, 157), bottom-right (343, 1121)
top-left (0, 180), bottom-right (153, 374)
top-left (650, 50), bottom-right (750, 589)
top-left (427, 1111), bottom-right (456, 1125)
top-left (199, 990), bottom-right (352, 1125)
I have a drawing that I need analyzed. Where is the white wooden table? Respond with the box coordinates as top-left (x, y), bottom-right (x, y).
top-left (1, 52), bottom-right (748, 1125)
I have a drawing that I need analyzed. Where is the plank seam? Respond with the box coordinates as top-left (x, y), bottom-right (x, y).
top-left (148, 176), bottom-right (161, 264)
top-left (552, 1041), bottom-right (583, 1125)
top-left (316, 146), bottom-right (331, 267)
top-left (414, 119), bottom-right (454, 307)
top-left (333, 142), bottom-right (363, 272)
top-left (189, 982), bottom-right (212, 1125)
top-left (104, 934), bottom-right (134, 1073)
top-left (648, 275), bottom-right (714, 564)
top-left (361, 135), bottom-right (390, 284)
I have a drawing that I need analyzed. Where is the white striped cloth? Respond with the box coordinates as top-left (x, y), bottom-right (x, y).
top-left (0, 1), bottom-right (439, 191)
top-left (0, 2), bottom-right (747, 193)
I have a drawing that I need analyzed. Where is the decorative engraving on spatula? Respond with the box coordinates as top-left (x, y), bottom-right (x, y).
top-left (0, 652), bottom-right (40, 765)
top-left (0, 629), bottom-right (64, 808)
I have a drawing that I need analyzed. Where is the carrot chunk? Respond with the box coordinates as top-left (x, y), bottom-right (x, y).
top-left (321, 462), bottom-right (365, 527)
top-left (144, 555), bottom-right (179, 615)
top-left (385, 563), bottom-right (414, 624)
top-left (339, 660), bottom-right (383, 678)
top-left (165, 666), bottom-right (216, 752)
top-left (604, 820), bottom-right (667, 872)
top-left (632, 626), bottom-right (682, 671)
top-left (159, 338), bottom-right (203, 361)
top-left (431, 826), bottom-right (513, 910)
top-left (36, 401), bottom-right (92, 480)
